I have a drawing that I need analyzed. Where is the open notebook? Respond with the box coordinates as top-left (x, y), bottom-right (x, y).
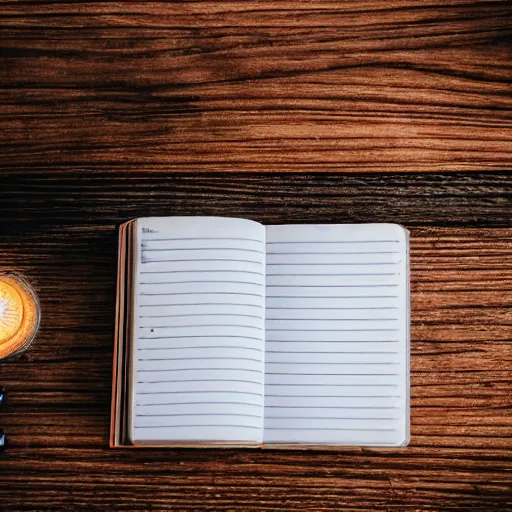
top-left (111, 217), bottom-right (410, 448)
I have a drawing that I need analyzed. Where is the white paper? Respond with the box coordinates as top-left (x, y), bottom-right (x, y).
top-left (263, 224), bottom-right (409, 446)
top-left (127, 219), bottom-right (409, 447)
top-left (131, 217), bottom-right (266, 444)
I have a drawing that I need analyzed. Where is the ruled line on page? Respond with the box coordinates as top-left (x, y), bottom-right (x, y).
top-left (142, 248), bottom-right (264, 253)
top-left (266, 296), bottom-right (398, 299)
top-left (266, 383), bottom-right (399, 387)
top-left (267, 273), bottom-right (399, 276)
top-left (138, 368), bottom-right (262, 373)
top-left (140, 292), bottom-right (264, 297)
top-left (137, 356), bottom-right (263, 363)
top-left (138, 346), bottom-right (264, 352)
top-left (265, 329), bottom-right (399, 332)
top-left (140, 270), bottom-right (265, 276)
top-left (267, 241), bottom-right (400, 244)
top-left (140, 280), bottom-right (264, 286)
top-left (140, 313), bottom-right (263, 319)
top-left (267, 263), bottom-right (399, 266)
top-left (265, 362), bottom-right (399, 366)
top-left (137, 402), bottom-right (263, 407)
top-left (266, 284), bottom-right (399, 288)
top-left (136, 413), bottom-right (261, 418)
top-left (266, 373), bottom-right (400, 376)
top-left (137, 390), bottom-right (264, 396)
top-left (139, 303), bottom-right (264, 308)
top-left (265, 406), bottom-right (399, 410)
top-left (139, 335), bottom-right (263, 341)
top-left (264, 427), bottom-right (399, 431)
top-left (141, 258), bottom-right (263, 264)
top-left (136, 425), bottom-right (261, 429)
top-left (265, 351), bottom-right (399, 355)
top-left (139, 324), bottom-right (264, 330)
top-left (265, 416), bottom-right (400, 420)
top-left (266, 395), bottom-right (401, 398)
top-left (142, 237), bottom-right (264, 243)
top-left (267, 253), bottom-right (399, 257)
top-left (137, 378), bottom-right (262, 385)
top-left (266, 307), bottom-right (398, 310)
top-left (266, 318), bottom-right (399, 321)
top-left (265, 340), bottom-right (399, 343)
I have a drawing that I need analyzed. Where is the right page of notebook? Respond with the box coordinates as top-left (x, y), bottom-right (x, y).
top-left (264, 224), bottom-right (409, 446)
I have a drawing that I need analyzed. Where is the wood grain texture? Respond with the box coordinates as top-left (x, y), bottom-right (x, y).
top-left (0, 172), bottom-right (511, 511)
top-left (1, 0), bottom-right (512, 173)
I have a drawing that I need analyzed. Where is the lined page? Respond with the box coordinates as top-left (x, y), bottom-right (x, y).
top-left (264, 224), bottom-right (409, 446)
top-left (130, 217), bottom-right (266, 444)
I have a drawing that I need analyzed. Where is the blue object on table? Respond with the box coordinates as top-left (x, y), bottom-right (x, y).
top-left (0, 388), bottom-right (7, 452)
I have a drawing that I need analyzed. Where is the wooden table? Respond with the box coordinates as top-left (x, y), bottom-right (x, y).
top-left (1, 2), bottom-right (511, 510)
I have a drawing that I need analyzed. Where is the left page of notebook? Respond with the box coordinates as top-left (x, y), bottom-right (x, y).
top-left (129, 217), bottom-right (266, 445)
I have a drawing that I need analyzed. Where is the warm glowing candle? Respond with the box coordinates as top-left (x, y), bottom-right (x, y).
top-left (0, 274), bottom-right (40, 360)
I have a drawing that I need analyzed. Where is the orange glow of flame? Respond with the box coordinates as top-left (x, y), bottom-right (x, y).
top-left (0, 275), bottom-right (39, 360)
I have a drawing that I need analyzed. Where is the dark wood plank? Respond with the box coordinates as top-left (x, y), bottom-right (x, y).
top-left (1, 1), bottom-right (512, 174)
top-left (1, 172), bottom-right (512, 229)
top-left (0, 172), bottom-right (511, 511)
